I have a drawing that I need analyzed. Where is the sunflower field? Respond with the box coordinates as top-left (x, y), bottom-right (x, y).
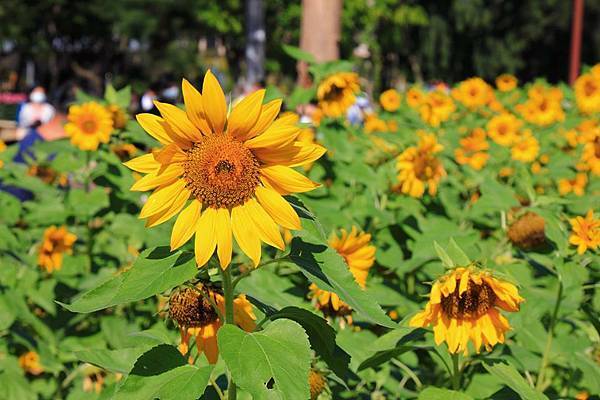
top-left (0, 50), bottom-right (599, 400)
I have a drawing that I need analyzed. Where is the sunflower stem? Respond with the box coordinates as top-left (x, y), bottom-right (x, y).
top-left (220, 266), bottom-right (237, 400)
top-left (84, 150), bottom-right (93, 271)
top-left (451, 353), bottom-right (461, 390)
top-left (536, 279), bottom-right (563, 391)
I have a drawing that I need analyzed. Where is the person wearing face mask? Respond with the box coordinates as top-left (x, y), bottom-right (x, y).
top-left (17, 86), bottom-right (56, 129)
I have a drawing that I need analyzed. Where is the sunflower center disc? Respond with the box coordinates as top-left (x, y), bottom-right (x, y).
top-left (440, 280), bottom-right (496, 320)
top-left (182, 135), bottom-right (260, 209)
top-left (82, 119), bottom-right (98, 134)
top-left (168, 287), bottom-right (218, 328)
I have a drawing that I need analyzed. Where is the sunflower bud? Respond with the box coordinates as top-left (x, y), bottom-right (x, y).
top-left (507, 212), bottom-right (546, 250)
top-left (168, 286), bottom-right (218, 328)
top-left (308, 370), bottom-right (326, 400)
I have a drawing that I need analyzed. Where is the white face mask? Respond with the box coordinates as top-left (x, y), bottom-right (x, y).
top-left (30, 91), bottom-right (46, 103)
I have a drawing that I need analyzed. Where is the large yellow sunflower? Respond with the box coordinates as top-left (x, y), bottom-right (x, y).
top-left (410, 265), bottom-right (524, 355)
top-left (65, 102), bottom-right (114, 150)
top-left (124, 72), bottom-right (326, 268)
top-left (317, 72), bottom-right (360, 117)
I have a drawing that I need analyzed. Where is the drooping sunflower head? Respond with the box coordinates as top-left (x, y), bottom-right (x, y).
top-left (38, 226), bottom-right (77, 273)
top-left (495, 74), bottom-right (518, 92)
top-left (65, 102), bottom-right (114, 151)
top-left (124, 71), bottom-right (326, 269)
top-left (168, 285), bottom-right (219, 329)
top-left (379, 88), bottom-right (401, 112)
top-left (317, 72), bottom-right (360, 117)
top-left (410, 265), bottom-right (524, 355)
top-left (507, 211), bottom-right (546, 250)
top-left (309, 369), bottom-right (327, 400)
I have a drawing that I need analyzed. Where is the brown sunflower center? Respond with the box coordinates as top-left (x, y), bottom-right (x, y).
top-left (168, 287), bottom-right (218, 328)
top-left (182, 135), bottom-right (260, 208)
top-left (81, 118), bottom-right (98, 134)
top-left (584, 80), bottom-right (597, 96)
top-left (325, 85), bottom-right (345, 102)
top-left (440, 280), bottom-right (496, 319)
top-left (413, 153), bottom-right (439, 180)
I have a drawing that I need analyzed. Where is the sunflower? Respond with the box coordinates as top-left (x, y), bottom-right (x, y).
top-left (106, 104), bottom-right (128, 129)
top-left (486, 113), bottom-right (522, 146)
top-left (111, 143), bottom-right (138, 161)
top-left (495, 74), bottom-right (518, 92)
top-left (65, 102), bottom-right (114, 151)
top-left (309, 227), bottom-right (376, 323)
top-left (18, 351), bottom-right (44, 375)
top-left (418, 91), bottom-right (456, 127)
top-left (168, 285), bottom-right (256, 364)
top-left (574, 72), bottom-right (600, 114)
top-left (454, 128), bottom-right (489, 170)
top-left (380, 89), bottom-right (401, 112)
top-left (558, 173), bottom-right (587, 196)
top-left (577, 135), bottom-right (600, 176)
top-left (511, 131), bottom-right (539, 163)
top-left (396, 132), bottom-right (446, 197)
top-left (410, 265), bottom-right (524, 355)
top-left (124, 72), bottom-right (326, 268)
top-left (309, 369), bottom-right (327, 400)
top-left (27, 164), bottom-right (68, 186)
top-left (516, 90), bottom-right (565, 127)
top-left (406, 87), bottom-right (425, 108)
top-left (569, 210), bottom-right (600, 255)
top-left (507, 212), bottom-right (546, 250)
top-left (451, 77), bottom-right (494, 109)
top-left (364, 113), bottom-right (388, 133)
top-left (38, 226), bottom-right (77, 273)
top-left (317, 72), bottom-right (360, 117)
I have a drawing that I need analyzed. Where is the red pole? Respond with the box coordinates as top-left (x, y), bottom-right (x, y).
top-left (569, 0), bottom-right (584, 84)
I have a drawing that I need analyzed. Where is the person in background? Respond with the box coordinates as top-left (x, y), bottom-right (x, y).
top-left (17, 86), bottom-right (55, 129)
top-left (139, 88), bottom-right (158, 114)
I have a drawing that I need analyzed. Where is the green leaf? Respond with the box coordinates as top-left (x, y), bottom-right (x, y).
top-left (358, 327), bottom-right (426, 371)
top-left (62, 247), bottom-right (196, 313)
top-left (483, 362), bottom-right (549, 400)
top-left (417, 387), bottom-right (473, 400)
top-left (434, 241), bottom-right (454, 268)
top-left (281, 44), bottom-right (316, 63)
top-left (67, 187), bottom-right (110, 219)
top-left (268, 306), bottom-right (352, 380)
top-left (0, 296), bottom-right (16, 330)
top-left (218, 319), bottom-right (311, 400)
top-left (0, 192), bottom-right (21, 225)
top-left (446, 238), bottom-right (471, 266)
top-left (113, 344), bottom-right (212, 400)
top-left (75, 346), bottom-right (154, 374)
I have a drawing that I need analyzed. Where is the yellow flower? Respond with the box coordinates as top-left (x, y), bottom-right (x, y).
top-left (410, 266), bottom-right (524, 355)
top-left (364, 114), bottom-right (388, 133)
top-left (310, 227), bottom-right (376, 320)
top-left (418, 91), bottom-right (456, 127)
top-left (169, 285), bottom-right (256, 364)
top-left (454, 128), bottom-right (489, 170)
top-left (516, 87), bottom-right (565, 126)
top-left (577, 136), bottom-right (600, 176)
top-left (124, 72), bottom-right (326, 268)
top-left (558, 173), bottom-right (587, 196)
top-left (487, 113), bottom-right (522, 146)
top-left (0, 139), bottom-right (6, 152)
top-left (309, 370), bottom-right (327, 400)
top-left (380, 89), bottom-right (401, 112)
top-left (406, 87), bottom-right (425, 108)
top-left (574, 72), bottom-right (600, 114)
top-left (19, 351), bottom-right (44, 375)
top-left (27, 164), bottom-right (68, 186)
top-left (452, 77), bottom-right (494, 109)
top-left (317, 72), bottom-right (360, 117)
top-left (65, 102), bottom-right (114, 150)
top-left (106, 104), bottom-right (128, 129)
top-left (511, 131), bottom-right (539, 162)
top-left (111, 143), bottom-right (137, 161)
top-left (498, 167), bottom-right (514, 177)
top-left (38, 226), bottom-right (77, 273)
top-left (495, 74), bottom-right (518, 92)
top-left (569, 210), bottom-right (600, 254)
top-left (396, 132), bottom-right (446, 197)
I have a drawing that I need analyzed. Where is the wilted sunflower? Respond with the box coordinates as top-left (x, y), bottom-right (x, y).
top-left (65, 102), bottom-right (114, 150)
top-left (495, 74), bottom-right (518, 92)
top-left (569, 210), bottom-right (600, 255)
top-left (169, 285), bottom-right (255, 364)
top-left (379, 88), bottom-right (401, 112)
top-left (507, 212), bottom-right (546, 250)
top-left (18, 351), bottom-right (44, 375)
top-left (310, 227), bottom-right (376, 323)
top-left (317, 72), bottom-right (360, 117)
top-left (38, 226), bottom-right (77, 273)
top-left (309, 369), bottom-right (327, 400)
top-left (395, 132), bottom-right (446, 197)
top-left (410, 265), bottom-right (524, 355)
top-left (124, 71), bottom-right (326, 268)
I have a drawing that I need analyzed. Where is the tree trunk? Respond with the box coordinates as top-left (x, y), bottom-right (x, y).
top-left (245, 0), bottom-right (265, 90)
top-left (298, 0), bottom-right (342, 87)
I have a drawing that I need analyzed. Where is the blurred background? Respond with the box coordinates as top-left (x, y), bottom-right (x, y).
top-left (0, 0), bottom-right (599, 117)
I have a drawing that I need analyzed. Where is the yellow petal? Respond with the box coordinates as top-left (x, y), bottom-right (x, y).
top-left (170, 199), bottom-right (202, 250)
top-left (140, 179), bottom-right (187, 218)
top-left (245, 99), bottom-right (283, 140)
top-left (229, 89), bottom-right (265, 140)
top-left (215, 208), bottom-right (233, 269)
top-left (145, 187), bottom-right (190, 227)
top-left (153, 143), bottom-right (187, 165)
top-left (245, 198), bottom-right (285, 250)
top-left (154, 101), bottom-right (200, 142)
top-left (202, 70), bottom-right (227, 134)
top-left (123, 153), bottom-right (160, 173)
top-left (254, 186), bottom-right (301, 230)
top-left (136, 113), bottom-right (173, 145)
top-left (244, 124), bottom-right (300, 149)
top-left (260, 165), bottom-right (320, 194)
top-left (231, 203), bottom-right (261, 266)
top-left (194, 208), bottom-right (218, 267)
top-left (182, 78), bottom-right (212, 134)
top-left (254, 143), bottom-right (327, 167)
top-left (130, 163), bottom-right (184, 191)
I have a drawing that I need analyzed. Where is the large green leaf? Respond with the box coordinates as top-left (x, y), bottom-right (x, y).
top-left (358, 327), bottom-right (426, 371)
top-left (62, 247), bottom-right (196, 313)
top-left (75, 347), bottom-right (152, 374)
top-left (417, 387), bottom-right (473, 400)
top-left (483, 362), bottom-right (549, 400)
top-left (113, 344), bottom-right (212, 400)
top-left (218, 319), bottom-right (311, 400)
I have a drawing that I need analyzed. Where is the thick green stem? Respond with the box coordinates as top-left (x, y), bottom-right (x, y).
top-left (451, 353), bottom-right (461, 391)
top-left (536, 280), bottom-right (563, 390)
top-left (220, 267), bottom-right (237, 400)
